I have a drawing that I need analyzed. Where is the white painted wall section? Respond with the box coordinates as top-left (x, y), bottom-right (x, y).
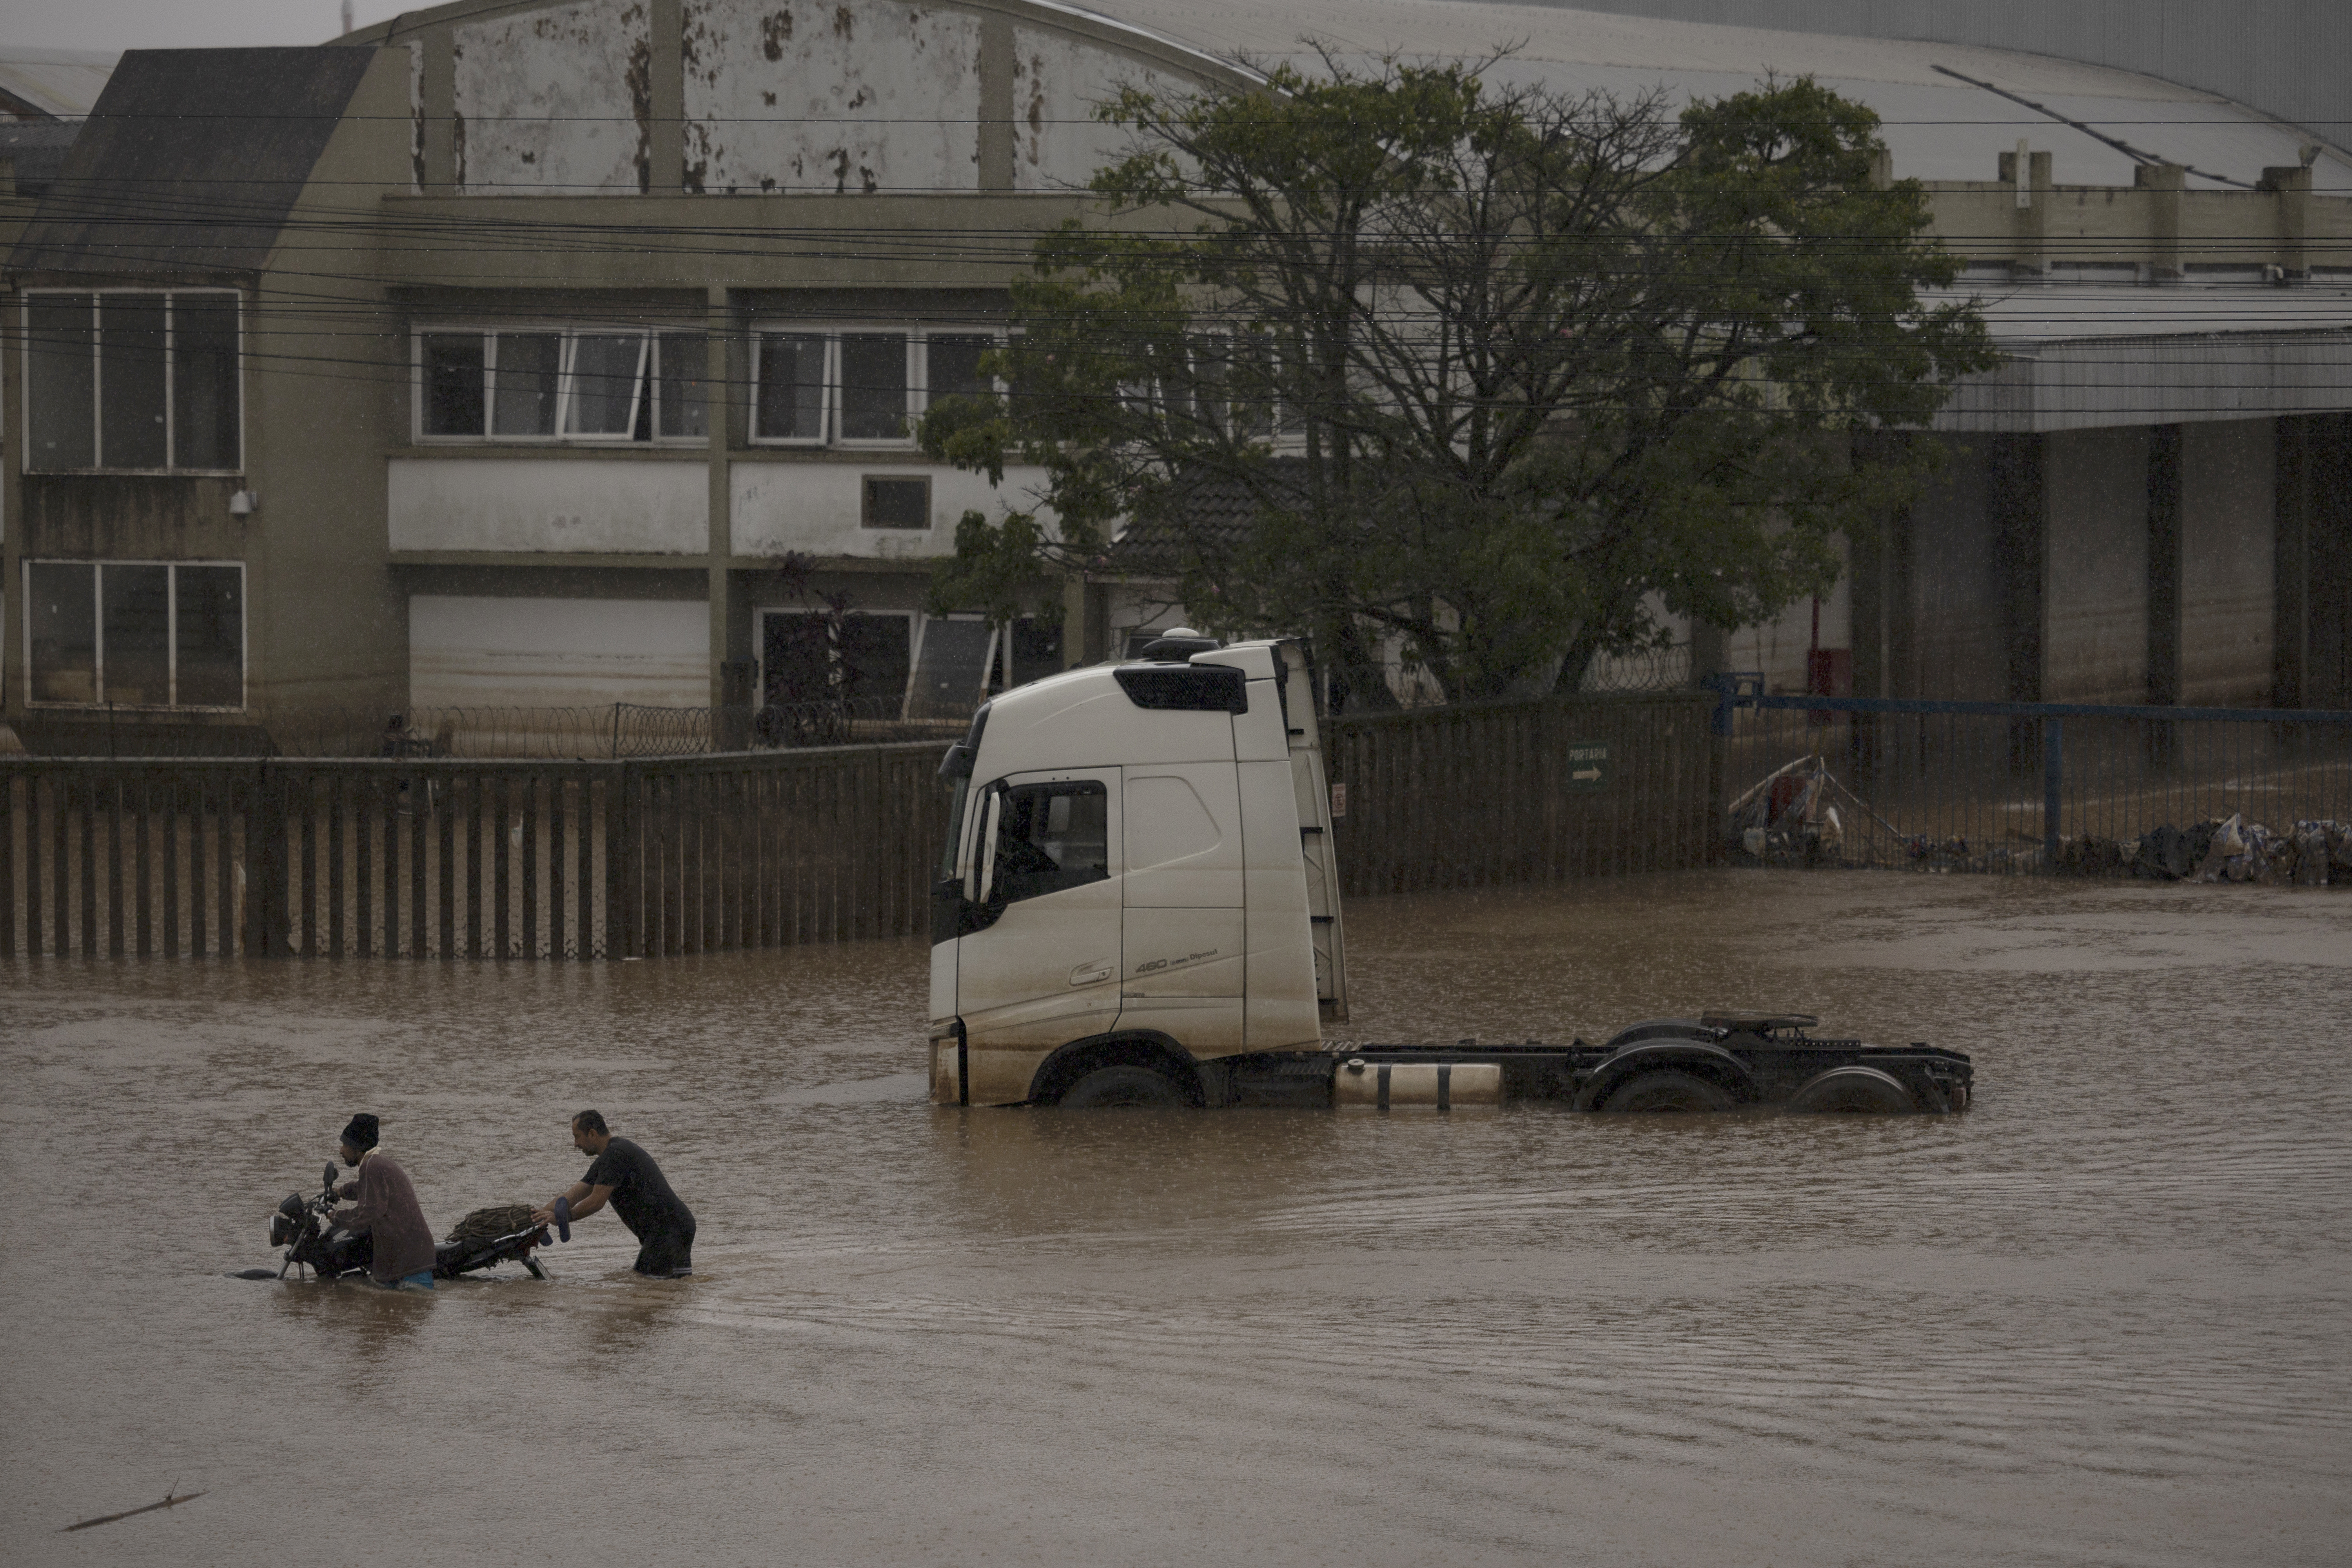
top-left (682, 0), bottom-right (982, 193)
top-left (730, 461), bottom-right (1051, 557)
top-left (410, 595), bottom-right (710, 708)
top-left (390, 459), bottom-right (709, 553)
top-left (454, 0), bottom-right (650, 194)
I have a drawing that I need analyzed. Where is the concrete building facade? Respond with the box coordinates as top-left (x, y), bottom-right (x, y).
top-left (1, 0), bottom-right (2347, 742)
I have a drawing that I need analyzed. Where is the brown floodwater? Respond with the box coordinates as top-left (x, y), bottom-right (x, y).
top-left (3, 869), bottom-right (2348, 1566)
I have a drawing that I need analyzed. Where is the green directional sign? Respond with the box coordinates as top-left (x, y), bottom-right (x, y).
top-left (1564, 742), bottom-right (1608, 791)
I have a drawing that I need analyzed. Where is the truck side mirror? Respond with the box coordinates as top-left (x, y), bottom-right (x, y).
top-left (975, 789), bottom-right (1003, 906)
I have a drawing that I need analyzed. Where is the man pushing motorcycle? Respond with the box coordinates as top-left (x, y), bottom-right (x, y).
top-left (332, 1113), bottom-right (438, 1291)
top-left (532, 1111), bottom-right (697, 1279)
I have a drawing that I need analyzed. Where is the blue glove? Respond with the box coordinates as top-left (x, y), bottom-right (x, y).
top-left (553, 1195), bottom-right (572, 1242)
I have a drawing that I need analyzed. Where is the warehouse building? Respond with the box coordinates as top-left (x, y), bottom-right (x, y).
top-left (2, 0), bottom-right (2347, 745)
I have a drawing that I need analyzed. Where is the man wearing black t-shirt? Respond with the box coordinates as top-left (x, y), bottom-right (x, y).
top-left (532, 1110), bottom-right (697, 1278)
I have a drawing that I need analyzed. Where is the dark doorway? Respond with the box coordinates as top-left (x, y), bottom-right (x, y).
top-left (761, 611), bottom-right (913, 711)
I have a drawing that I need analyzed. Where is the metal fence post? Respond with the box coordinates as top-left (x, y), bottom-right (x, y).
top-left (2042, 716), bottom-right (2064, 869)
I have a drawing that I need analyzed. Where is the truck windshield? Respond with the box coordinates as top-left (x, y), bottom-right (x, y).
top-left (937, 772), bottom-right (971, 883)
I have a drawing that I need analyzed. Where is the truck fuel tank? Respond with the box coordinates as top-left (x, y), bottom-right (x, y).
top-left (1332, 1058), bottom-right (1501, 1111)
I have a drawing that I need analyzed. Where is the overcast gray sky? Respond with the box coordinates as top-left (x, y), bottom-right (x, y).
top-left (6, 1), bottom-right (402, 53)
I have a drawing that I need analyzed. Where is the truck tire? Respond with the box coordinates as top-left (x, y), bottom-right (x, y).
top-left (1601, 1069), bottom-right (1735, 1113)
top-left (1058, 1065), bottom-right (1186, 1109)
top-left (1786, 1066), bottom-right (1917, 1114)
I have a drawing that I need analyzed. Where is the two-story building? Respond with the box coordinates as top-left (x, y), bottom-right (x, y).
top-left (2, 0), bottom-right (2347, 745)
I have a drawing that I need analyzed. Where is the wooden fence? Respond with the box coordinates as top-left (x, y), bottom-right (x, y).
top-left (0, 691), bottom-right (1719, 959)
top-left (0, 745), bottom-right (947, 959)
top-left (1323, 690), bottom-right (1719, 895)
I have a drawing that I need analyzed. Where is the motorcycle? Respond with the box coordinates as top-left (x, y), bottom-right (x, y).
top-left (244, 1161), bottom-right (554, 1282)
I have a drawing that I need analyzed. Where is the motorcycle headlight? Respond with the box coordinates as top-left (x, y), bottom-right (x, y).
top-left (269, 1213), bottom-right (294, 1247)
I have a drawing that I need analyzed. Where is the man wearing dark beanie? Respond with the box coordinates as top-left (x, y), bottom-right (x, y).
top-left (332, 1114), bottom-right (438, 1290)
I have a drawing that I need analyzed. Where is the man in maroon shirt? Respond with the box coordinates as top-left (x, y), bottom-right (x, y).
top-left (332, 1113), bottom-right (438, 1290)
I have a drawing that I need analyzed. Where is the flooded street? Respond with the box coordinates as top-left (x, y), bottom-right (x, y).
top-left (4, 869), bottom-right (2348, 1566)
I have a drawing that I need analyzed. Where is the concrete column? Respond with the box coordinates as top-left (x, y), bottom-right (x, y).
top-left (2145, 424), bottom-right (2182, 706)
top-left (1999, 145), bottom-right (2050, 276)
top-left (2259, 164), bottom-right (2312, 278)
top-left (2136, 163), bottom-right (2185, 281)
top-left (2312, 414), bottom-right (2352, 708)
top-left (421, 27), bottom-right (455, 195)
top-left (649, 0), bottom-right (684, 194)
top-left (978, 11), bottom-right (1016, 192)
top-left (707, 286), bottom-right (734, 715)
top-left (1989, 433), bottom-right (2043, 706)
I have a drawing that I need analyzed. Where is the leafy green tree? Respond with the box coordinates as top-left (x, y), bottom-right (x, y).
top-left (921, 56), bottom-right (1996, 703)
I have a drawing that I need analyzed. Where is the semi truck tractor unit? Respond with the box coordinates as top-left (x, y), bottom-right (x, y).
top-left (928, 636), bottom-right (1971, 1114)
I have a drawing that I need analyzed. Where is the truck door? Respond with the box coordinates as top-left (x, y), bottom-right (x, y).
top-left (1121, 763), bottom-right (1246, 1056)
top-left (956, 769), bottom-right (1122, 1101)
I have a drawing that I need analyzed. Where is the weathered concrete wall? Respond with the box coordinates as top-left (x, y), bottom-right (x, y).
top-left (728, 459), bottom-right (1049, 557)
top-left (1903, 439), bottom-right (2010, 700)
top-left (2178, 417), bottom-right (2275, 704)
top-left (2041, 425), bottom-right (2149, 703)
top-left (455, 0), bottom-right (653, 195)
top-left (1010, 26), bottom-right (1171, 192)
top-left (410, 592), bottom-right (709, 706)
top-left (681, 0), bottom-right (983, 194)
top-left (389, 458), bottom-right (710, 554)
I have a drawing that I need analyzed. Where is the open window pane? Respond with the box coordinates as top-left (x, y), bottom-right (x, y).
top-left (991, 782), bottom-right (1110, 906)
top-left (756, 333), bottom-right (825, 439)
top-left (491, 332), bottom-right (559, 436)
top-left (100, 292), bottom-right (169, 469)
top-left (423, 334), bottom-right (487, 435)
top-left (100, 564), bottom-right (172, 706)
top-left (839, 333), bottom-right (909, 440)
top-left (927, 333), bottom-right (995, 404)
top-left (563, 332), bottom-right (646, 436)
top-left (174, 565), bottom-right (244, 707)
top-left (28, 563), bottom-right (98, 704)
top-left (172, 294), bottom-right (241, 470)
top-left (657, 332), bottom-right (709, 438)
top-left (27, 295), bottom-right (96, 470)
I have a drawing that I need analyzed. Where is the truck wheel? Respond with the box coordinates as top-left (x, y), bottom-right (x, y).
top-left (1058, 1065), bottom-right (1186, 1108)
top-left (1602, 1069), bottom-right (1734, 1113)
top-left (1787, 1066), bottom-right (1917, 1114)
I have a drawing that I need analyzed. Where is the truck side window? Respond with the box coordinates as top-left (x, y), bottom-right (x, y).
top-left (990, 782), bottom-right (1109, 908)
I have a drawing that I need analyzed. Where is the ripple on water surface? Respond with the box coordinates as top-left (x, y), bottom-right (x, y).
top-left (2, 870), bottom-right (2347, 1566)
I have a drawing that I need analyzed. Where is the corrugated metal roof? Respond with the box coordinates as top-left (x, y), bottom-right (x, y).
top-left (9, 47), bottom-right (376, 278)
top-left (0, 47), bottom-right (119, 120)
top-left (1047, 0), bottom-right (2352, 192)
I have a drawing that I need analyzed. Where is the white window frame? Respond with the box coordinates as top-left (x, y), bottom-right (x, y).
top-left (749, 324), bottom-right (1007, 450)
top-left (22, 558), bottom-right (249, 711)
top-left (20, 289), bottom-right (245, 475)
top-left (409, 324), bottom-right (709, 447)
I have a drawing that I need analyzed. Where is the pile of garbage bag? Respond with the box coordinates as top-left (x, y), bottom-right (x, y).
top-left (2116, 815), bottom-right (2352, 884)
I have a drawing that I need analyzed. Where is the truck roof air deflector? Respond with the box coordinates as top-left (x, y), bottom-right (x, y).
top-left (1113, 664), bottom-right (1249, 714)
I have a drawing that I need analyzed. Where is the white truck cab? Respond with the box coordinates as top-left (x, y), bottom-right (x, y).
top-left (929, 635), bottom-right (1347, 1107)
top-left (927, 635), bottom-right (1973, 1116)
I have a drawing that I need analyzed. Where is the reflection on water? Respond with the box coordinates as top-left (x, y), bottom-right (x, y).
top-left (3, 871), bottom-right (2348, 1565)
